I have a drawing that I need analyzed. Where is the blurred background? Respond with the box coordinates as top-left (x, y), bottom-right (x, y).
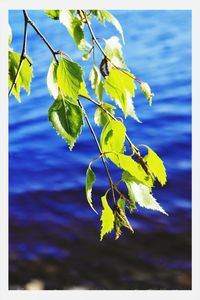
top-left (9, 10), bottom-right (191, 290)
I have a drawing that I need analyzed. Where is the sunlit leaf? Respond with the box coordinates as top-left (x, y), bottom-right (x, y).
top-left (44, 10), bottom-right (60, 20)
top-left (100, 193), bottom-right (115, 240)
top-left (126, 90), bottom-right (141, 123)
top-left (86, 164), bottom-right (98, 214)
top-left (104, 68), bottom-right (137, 119)
top-left (57, 57), bottom-right (83, 100)
top-left (143, 146), bottom-right (167, 186)
top-left (122, 171), bottom-right (168, 215)
top-left (48, 98), bottom-right (84, 150)
top-left (79, 80), bottom-right (90, 98)
top-left (94, 102), bottom-right (115, 126)
top-left (8, 50), bottom-right (33, 102)
top-left (91, 10), bottom-right (124, 44)
top-left (59, 10), bottom-right (90, 51)
top-left (109, 153), bottom-right (153, 188)
top-left (100, 119), bottom-right (126, 153)
top-left (89, 64), bottom-right (103, 102)
top-left (114, 197), bottom-right (134, 239)
top-left (140, 82), bottom-right (154, 106)
top-left (104, 36), bottom-right (127, 69)
top-left (47, 59), bottom-right (59, 99)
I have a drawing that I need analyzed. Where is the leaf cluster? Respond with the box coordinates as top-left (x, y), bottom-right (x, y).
top-left (8, 10), bottom-right (168, 240)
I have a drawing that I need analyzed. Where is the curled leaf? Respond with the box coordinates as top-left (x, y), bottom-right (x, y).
top-left (86, 164), bottom-right (98, 214)
top-left (140, 82), bottom-right (154, 106)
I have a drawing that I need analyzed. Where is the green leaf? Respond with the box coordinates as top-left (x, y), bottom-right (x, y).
top-left (86, 164), bottom-right (98, 214)
top-left (91, 10), bottom-right (124, 44)
top-left (104, 69), bottom-right (137, 119)
top-left (48, 98), bottom-right (84, 150)
top-left (114, 198), bottom-right (134, 239)
top-left (126, 90), bottom-right (141, 123)
top-left (57, 57), bottom-right (83, 100)
top-left (59, 10), bottom-right (90, 51)
top-left (8, 50), bottom-right (33, 102)
top-left (100, 119), bottom-right (126, 153)
top-left (140, 82), bottom-right (154, 106)
top-left (8, 23), bottom-right (12, 45)
top-left (143, 146), bottom-right (167, 186)
top-left (89, 64), bottom-right (103, 102)
top-left (122, 172), bottom-right (168, 215)
top-left (104, 36), bottom-right (127, 69)
top-left (117, 197), bottom-right (126, 212)
top-left (109, 153), bottom-right (153, 188)
top-left (94, 102), bottom-right (115, 127)
top-left (47, 60), bottom-right (59, 99)
top-left (79, 80), bottom-right (90, 98)
top-left (122, 172), bottom-right (136, 212)
top-left (100, 193), bottom-right (115, 240)
top-left (44, 10), bottom-right (60, 20)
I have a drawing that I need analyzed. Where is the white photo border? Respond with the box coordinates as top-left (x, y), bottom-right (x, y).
top-left (0, 1), bottom-right (199, 299)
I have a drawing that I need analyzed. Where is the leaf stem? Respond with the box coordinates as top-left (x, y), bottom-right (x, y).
top-left (79, 93), bottom-right (149, 174)
top-left (23, 10), bottom-right (59, 63)
top-left (81, 10), bottom-right (142, 84)
top-left (77, 98), bottom-right (116, 204)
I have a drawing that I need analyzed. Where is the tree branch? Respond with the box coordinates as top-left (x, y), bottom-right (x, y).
top-left (8, 11), bottom-right (29, 97)
top-left (23, 10), bottom-right (59, 63)
top-left (79, 93), bottom-right (149, 174)
top-left (77, 98), bottom-right (116, 204)
top-left (81, 10), bottom-right (142, 84)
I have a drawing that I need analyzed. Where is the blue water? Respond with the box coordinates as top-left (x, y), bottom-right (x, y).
top-left (9, 10), bottom-right (191, 289)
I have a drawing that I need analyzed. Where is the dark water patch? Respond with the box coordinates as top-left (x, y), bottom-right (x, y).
top-left (9, 189), bottom-right (191, 290)
top-left (9, 222), bottom-right (191, 290)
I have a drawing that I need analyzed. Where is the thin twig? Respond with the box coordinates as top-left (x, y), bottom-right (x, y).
top-left (8, 11), bottom-right (29, 97)
top-left (79, 93), bottom-right (149, 174)
top-left (23, 10), bottom-right (59, 63)
top-left (81, 10), bottom-right (142, 84)
top-left (114, 186), bottom-right (131, 205)
top-left (77, 98), bottom-right (116, 204)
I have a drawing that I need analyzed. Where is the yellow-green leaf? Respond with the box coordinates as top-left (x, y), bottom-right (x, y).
top-left (91, 10), bottom-right (124, 44)
top-left (59, 10), bottom-right (90, 51)
top-left (104, 36), bottom-right (127, 69)
top-left (48, 98), bottom-right (84, 150)
top-left (140, 82), bottom-right (154, 106)
top-left (126, 90), bottom-right (141, 123)
top-left (8, 50), bottom-right (33, 102)
top-left (89, 64), bottom-right (103, 102)
top-left (86, 165), bottom-right (97, 214)
top-left (94, 102), bottom-right (115, 127)
top-left (79, 80), bottom-right (90, 98)
top-left (100, 119), bottom-right (126, 153)
top-left (143, 146), bottom-right (167, 186)
top-left (44, 10), bottom-right (60, 20)
top-left (47, 59), bottom-right (59, 99)
top-left (122, 172), bottom-right (168, 215)
top-left (104, 69), bottom-right (137, 118)
top-left (109, 153), bottom-right (153, 188)
top-left (114, 197), bottom-right (134, 239)
top-left (57, 57), bottom-right (83, 100)
top-left (100, 194), bottom-right (114, 240)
